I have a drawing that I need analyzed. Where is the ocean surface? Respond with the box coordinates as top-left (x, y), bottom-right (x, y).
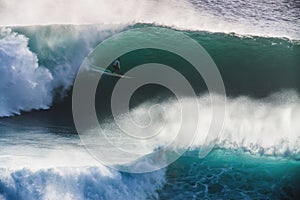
top-left (0, 0), bottom-right (300, 199)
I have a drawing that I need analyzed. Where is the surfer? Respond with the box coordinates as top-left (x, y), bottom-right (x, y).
top-left (112, 58), bottom-right (121, 75)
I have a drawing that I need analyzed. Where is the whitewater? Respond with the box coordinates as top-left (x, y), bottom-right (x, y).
top-left (0, 92), bottom-right (299, 199)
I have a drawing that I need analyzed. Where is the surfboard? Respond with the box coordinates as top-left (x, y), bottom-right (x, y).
top-left (87, 62), bottom-right (132, 79)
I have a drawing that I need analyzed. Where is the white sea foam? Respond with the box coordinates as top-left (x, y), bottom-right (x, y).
top-left (0, 131), bottom-right (165, 200)
top-left (0, 91), bottom-right (299, 199)
top-left (0, 28), bottom-right (53, 116)
top-left (0, 165), bottom-right (165, 200)
top-left (0, 26), bottom-right (123, 116)
top-left (102, 91), bottom-right (300, 159)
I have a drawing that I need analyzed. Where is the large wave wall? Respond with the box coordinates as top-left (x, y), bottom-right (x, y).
top-left (0, 24), bottom-right (299, 117)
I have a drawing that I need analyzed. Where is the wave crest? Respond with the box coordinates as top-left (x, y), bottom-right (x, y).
top-left (1, 0), bottom-right (299, 39)
top-left (103, 92), bottom-right (300, 159)
top-left (0, 28), bottom-right (53, 116)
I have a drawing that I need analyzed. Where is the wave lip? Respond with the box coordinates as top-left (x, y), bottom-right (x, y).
top-left (1, 0), bottom-right (299, 40)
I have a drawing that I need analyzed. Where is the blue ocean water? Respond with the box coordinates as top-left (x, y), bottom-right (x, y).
top-left (0, 0), bottom-right (300, 199)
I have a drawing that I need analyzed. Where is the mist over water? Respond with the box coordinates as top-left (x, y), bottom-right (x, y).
top-left (95, 92), bottom-right (300, 160)
top-left (0, 0), bottom-right (299, 39)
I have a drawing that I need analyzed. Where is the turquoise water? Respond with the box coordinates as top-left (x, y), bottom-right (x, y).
top-left (0, 118), bottom-right (299, 199)
top-left (162, 150), bottom-right (300, 199)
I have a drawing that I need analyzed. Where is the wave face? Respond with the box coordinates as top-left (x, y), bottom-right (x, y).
top-left (1, 0), bottom-right (299, 39)
top-left (0, 24), bottom-right (299, 117)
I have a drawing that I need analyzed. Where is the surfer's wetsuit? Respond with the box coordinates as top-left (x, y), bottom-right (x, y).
top-left (112, 59), bottom-right (121, 74)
